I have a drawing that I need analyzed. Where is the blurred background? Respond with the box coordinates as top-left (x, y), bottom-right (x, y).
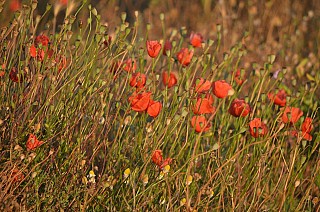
top-left (2, 0), bottom-right (320, 72)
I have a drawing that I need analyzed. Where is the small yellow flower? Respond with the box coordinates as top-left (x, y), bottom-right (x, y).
top-left (163, 164), bottom-right (170, 174)
top-left (208, 190), bottom-right (214, 198)
top-left (82, 176), bottom-right (88, 185)
top-left (180, 198), bottom-right (186, 206)
top-left (186, 175), bottom-right (193, 185)
top-left (88, 170), bottom-right (96, 183)
top-left (89, 170), bottom-right (96, 178)
top-left (158, 171), bottom-right (164, 179)
top-left (142, 174), bottom-right (148, 186)
top-left (124, 168), bottom-right (130, 178)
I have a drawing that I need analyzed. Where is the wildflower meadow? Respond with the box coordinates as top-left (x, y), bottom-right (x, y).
top-left (0, 0), bottom-right (319, 211)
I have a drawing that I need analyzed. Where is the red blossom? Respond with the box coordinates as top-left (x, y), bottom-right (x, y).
top-left (35, 35), bottom-right (50, 47)
top-left (103, 35), bottom-right (112, 47)
top-left (123, 59), bottom-right (137, 73)
top-left (233, 69), bottom-right (245, 85)
top-left (130, 73), bottom-right (146, 89)
top-left (151, 150), bottom-right (172, 170)
top-left (268, 89), bottom-right (287, 107)
top-left (162, 71), bottom-right (178, 88)
top-left (212, 80), bottom-right (233, 98)
top-left (9, 0), bottom-right (21, 12)
top-left (146, 40), bottom-right (161, 58)
top-left (59, 0), bottom-right (68, 5)
top-left (26, 134), bottom-right (44, 151)
top-left (57, 56), bottom-right (67, 72)
top-left (228, 98), bottom-right (251, 117)
top-left (177, 48), bottom-right (193, 66)
top-left (281, 107), bottom-right (303, 124)
top-left (147, 100), bottom-right (162, 117)
top-left (249, 118), bottom-right (268, 138)
top-left (151, 150), bottom-right (163, 167)
top-left (191, 115), bottom-right (211, 133)
top-left (11, 168), bottom-right (24, 183)
top-left (129, 92), bottom-right (152, 112)
top-left (9, 67), bottom-right (21, 83)
top-left (291, 130), bottom-right (312, 141)
top-left (193, 97), bottom-right (215, 115)
top-left (190, 32), bottom-right (203, 48)
top-left (162, 40), bottom-right (172, 56)
top-left (301, 117), bottom-right (313, 133)
top-left (194, 78), bottom-right (211, 93)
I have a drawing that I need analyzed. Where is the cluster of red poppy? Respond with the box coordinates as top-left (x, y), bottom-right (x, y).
top-left (151, 149), bottom-right (172, 170)
top-left (128, 91), bottom-right (162, 117)
top-left (124, 59), bottom-right (162, 117)
top-left (146, 32), bottom-right (203, 66)
top-left (26, 134), bottom-right (44, 151)
top-left (6, 34), bottom-right (67, 83)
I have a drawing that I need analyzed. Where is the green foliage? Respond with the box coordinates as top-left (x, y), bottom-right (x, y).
top-left (0, 0), bottom-right (319, 211)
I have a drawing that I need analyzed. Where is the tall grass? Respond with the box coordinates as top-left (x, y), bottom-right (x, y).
top-left (0, 1), bottom-right (319, 211)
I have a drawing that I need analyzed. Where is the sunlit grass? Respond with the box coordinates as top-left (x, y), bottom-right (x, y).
top-left (0, 1), bottom-right (319, 211)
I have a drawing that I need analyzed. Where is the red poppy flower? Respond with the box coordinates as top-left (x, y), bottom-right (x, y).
top-left (147, 100), bottom-right (162, 117)
top-left (152, 150), bottom-right (163, 167)
top-left (162, 71), bottom-right (177, 88)
top-left (123, 58), bottom-right (137, 73)
top-left (212, 80), bottom-right (233, 98)
top-left (26, 134), bottom-right (44, 151)
top-left (177, 48), bottom-right (193, 66)
top-left (11, 168), bottom-right (24, 182)
top-left (129, 92), bottom-right (151, 112)
top-left (59, 0), bottom-right (68, 5)
top-left (190, 32), bottom-right (203, 48)
top-left (104, 35), bottom-right (112, 47)
top-left (9, 0), bottom-right (21, 12)
top-left (249, 118), bottom-right (268, 138)
top-left (301, 117), bottom-right (313, 133)
top-left (30, 45), bottom-right (37, 57)
top-left (268, 89), bottom-right (287, 107)
top-left (163, 40), bottom-right (172, 56)
top-left (29, 45), bottom-right (46, 61)
top-left (281, 107), bottom-right (303, 124)
top-left (57, 56), bottom-right (67, 72)
top-left (130, 73), bottom-right (146, 89)
top-left (151, 150), bottom-right (172, 170)
top-left (146, 40), bottom-right (162, 58)
top-left (0, 71), bottom-right (4, 77)
top-left (191, 115), bottom-right (211, 133)
top-left (233, 69), bottom-right (245, 85)
top-left (194, 78), bottom-right (211, 93)
top-left (9, 67), bottom-right (22, 83)
top-left (193, 97), bottom-right (215, 115)
top-left (228, 98), bottom-right (251, 117)
top-left (35, 35), bottom-right (50, 47)
top-left (291, 130), bottom-right (312, 141)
